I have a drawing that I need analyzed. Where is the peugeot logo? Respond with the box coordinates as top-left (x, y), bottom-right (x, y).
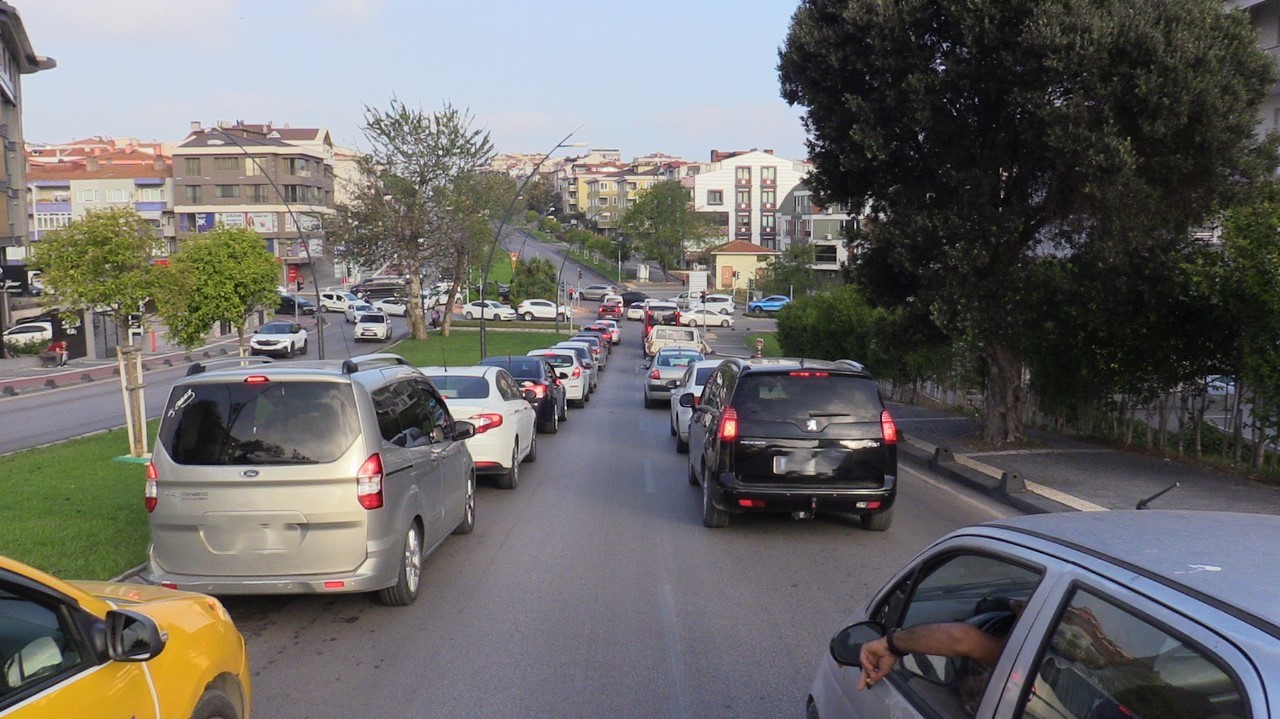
top-left (241, 469), bottom-right (260, 478)
top-left (805, 419), bottom-right (819, 432)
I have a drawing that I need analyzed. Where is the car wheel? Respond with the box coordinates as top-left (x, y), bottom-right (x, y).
top-left (702, 469), bottom-right (729, 528)
top-left (523, 311), bottom-right (534, 321)
top-left (688, 459), bottom-right (699, 486)
top-left (524, 432), bottom-right (537, 463)
top-left (861, 508), bottom-right (894, 532)
top-left (190, 689), bottom-right (240, 719)
top-left (465, 312), bottom-right (475, 320)
top-left (540, 406), bottom-right (558, 434)
top-left (644, 394), bottom-right (656, 409)
top-left (300, 339), bottom-right (308, 355)
top-left (670, 417), bottom-right (677, 436)
top-left (584, 389), bottom-right (591, 403)
top-left (497, 444), bottom-right (519, 490)
top-left (558, 399), bottom-right (568, 422)
top-left (376, 521), bottom-right (423, 606)
top-left (556, 312), bottom-right (565, 321)
top-left (688, 318), bottom-right (699, 327)
top-left (720, 318), bottom-right (730, 327)
top-left (453, 472), bottom-right (476, 535)
top-left (285, 343), bottom-right (294, 359)
top-left (676, 433), bottom-right (689, 453)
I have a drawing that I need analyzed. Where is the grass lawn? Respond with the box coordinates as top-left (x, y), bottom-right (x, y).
top-left (390, 329), bottom-right (577, 366)
top-left (744, 332), bottom-right (783, 358)
top-left (0, 422), bottom-right (156, 579)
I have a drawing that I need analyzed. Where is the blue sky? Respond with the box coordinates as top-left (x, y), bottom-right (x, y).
top-left (18, 0), bottom-right (810, 163)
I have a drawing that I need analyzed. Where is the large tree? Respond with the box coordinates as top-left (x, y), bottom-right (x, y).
top-left (329, 100), bottom-right (496, 339)
top-left (154, 226), bottom-right (281, 353)
top-left (780, 0), bottom-right (1277, 442)
top-left (618, 180), bottom-right (710, 280)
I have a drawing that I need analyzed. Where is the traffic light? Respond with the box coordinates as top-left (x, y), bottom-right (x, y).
top-left (578, 268), bottom-right (583, 280)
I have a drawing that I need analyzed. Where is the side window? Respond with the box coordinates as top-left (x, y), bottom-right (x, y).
top-left (880, 553), bottom-right (1043, 719)
top-left (495, 371), bottom-right (519, 402)
top-left (371, 384), bottom-right (404, 443)
top-left (420, 387), bottom-right (452, 442)
top-left (702, 369), bottom-right (726, 408)
top-left (1018, 588), bottom-right (1248, 719)
top-left (0, 586), bottom-right (88, 704)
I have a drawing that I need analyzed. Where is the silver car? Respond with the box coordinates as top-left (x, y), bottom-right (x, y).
top-left (667, 359), bottom-right (721, 453)
top-left (145, 354), bottom-right (476, 606)
top-left (809, 510), bottom-right (1280, 719)
top-left (643, 346), bottom-right (703, 408)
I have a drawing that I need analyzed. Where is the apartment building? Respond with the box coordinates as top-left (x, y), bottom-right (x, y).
top-left (776, 186), bottom-right (855, 286)
top-left (686, 149), bottom-right (810, 251)
top-left (553, 149), bottom-right (627, 216)
top-left (172, 121), bottom-right (334, 280)
top-left (0, 2), bottom-right (53, 262)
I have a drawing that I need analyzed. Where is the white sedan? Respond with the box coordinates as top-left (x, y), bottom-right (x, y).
top-left (345, 301), bottom-right (375, 323)
top-left (420, 365), bottom-right (537, 489)
top-left (680, 308), bottom-right (734, 328)
top-left (669, 359), bottom-right (722, 453)
top-left (373, 297), bottom-right (410, 316)
top-left (463, 300), bottom-right (517, 321)
top-left (516, 299), bottom-right (570, 321)
top-left (249, 320), bottom-right (308, 357)
top-left (3, 321), bottom-right (53, 347)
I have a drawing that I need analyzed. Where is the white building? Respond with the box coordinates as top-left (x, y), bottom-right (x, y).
top-left (685, 149), bottom-right (810, 251)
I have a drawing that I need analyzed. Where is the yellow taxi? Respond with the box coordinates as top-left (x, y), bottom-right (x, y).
top-left (0, 554), bottom-right (250, 718)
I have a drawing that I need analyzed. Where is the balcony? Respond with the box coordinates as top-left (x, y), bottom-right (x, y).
top-left (735, 178), bottom-right (751, 187)
top-left (761, 178), bottom-right (776, 187)
top-left (761, 202), bottom-right (775, 211)
top-left (735, 227), bottom-right (752, 239)
top-left (736, 202), bottom-right (751, 210)
top-left (761, 228), bottom-right (777, 238)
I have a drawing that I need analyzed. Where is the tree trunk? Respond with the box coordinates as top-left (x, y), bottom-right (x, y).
top-left (1194, 394), bottom-right (1206, 458)
top-left (981, 341), bottom-right (1026, 444)
top-left (1231, 387), bottom-right (1244, 465)
top-left (1176, 393), bottom-right (1187, 456)
top-left (406, 275), bottom-right (426, 340)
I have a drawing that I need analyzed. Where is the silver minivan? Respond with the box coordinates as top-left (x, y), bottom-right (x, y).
top-left (145, 354), bottom-right (476, 606)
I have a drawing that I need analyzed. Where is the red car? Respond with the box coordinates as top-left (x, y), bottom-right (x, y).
top-left (597, 302), bottom-right (623, 320)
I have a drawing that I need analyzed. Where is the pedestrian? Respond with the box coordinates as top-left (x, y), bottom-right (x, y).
top-left (429, 307), bottom-right (441, 329)
top-left (47, 339), bottom-right (68, 367)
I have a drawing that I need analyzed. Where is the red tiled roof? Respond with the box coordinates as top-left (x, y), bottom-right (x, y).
top-left (28, 163), bottom-right (171, 180)
top-left (710, 240), bottom-right (778, 254)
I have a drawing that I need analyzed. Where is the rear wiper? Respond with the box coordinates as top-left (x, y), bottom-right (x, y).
top-left (808, 411), bottom-right (852, 417)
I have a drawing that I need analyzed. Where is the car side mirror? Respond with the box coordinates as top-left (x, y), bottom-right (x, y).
top-left (558, 371), bottom-right (569, 380)
top-left (666, 379), bottom-right (680, 389)
top-left (105, 609), bottom-right (167, 662)
top-left (829, 620), bottom-right (886, 668)
top-left (453, 420), bottom-right (476, 440)
top-left (522, 388), bottom-right (538, 403)
top-left (678, 393), bottom-right (695, 408)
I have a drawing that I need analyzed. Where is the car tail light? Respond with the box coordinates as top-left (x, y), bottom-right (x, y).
top-left (528, 383), bottom-right (548, 398)
top-left (244, 375), bottom-right (270, 384)
top-left (572, 366), bottom-right (581, 379)
top-left (738, 498), bottom-right (765, 508)
top-left (718, 407), bottom-right (739, 442)
top-left (788, 371), bottom-right (829, 377)
top-left (649, 368), bottom-right (661, 380)
top-left (881, 410), bottom-right (898, 445)
top-left (469, 413), bottom-right (504, 433)
top-left (144, 461), bottom-right (158, 512)
top-left (357, 454), bottom-right (384, 509)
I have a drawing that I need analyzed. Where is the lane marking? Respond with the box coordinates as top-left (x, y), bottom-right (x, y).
top-left (1022, 480), bottom-right (1109, 512)
top-left (902, 463), bottom-right (1013, 519)
top-left (968, 448), bottom-right (1111, 457)
top-left (660, 583), bottom-right (691, 719)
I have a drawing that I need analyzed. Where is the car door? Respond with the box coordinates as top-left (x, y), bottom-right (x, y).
top-left (689, 366), bottom-right (728, 482)
top-left (417, 381), bottom-right (469, 533)
top-left (496, 370), bottom-right (536, 458)
top-left (374, 379), bottom-right (442, 541)
top-left (0, 574), bottom-right (155, 719)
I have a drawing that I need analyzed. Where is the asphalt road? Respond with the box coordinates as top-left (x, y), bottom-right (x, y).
top-left (223, 318), bottom-right (1015, 719)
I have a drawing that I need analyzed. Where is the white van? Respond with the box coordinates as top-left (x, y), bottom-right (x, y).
top-left (319, 290), bottom-right (361, 313)
top-left (644, 325), bottom-right (711, 358)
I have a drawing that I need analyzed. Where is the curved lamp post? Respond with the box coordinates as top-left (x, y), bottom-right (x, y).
top-left (479, 129), bottom-right (583, 358)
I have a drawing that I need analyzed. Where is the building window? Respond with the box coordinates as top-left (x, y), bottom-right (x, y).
top-left (137, 187), bottom-right (164, 202)
top-left (736, 214), bottom-right (751, 228)
top-left (815, 246), bottom-right (838, 264)
top-left (761, 166), bottom-right (776, 181)
top-left (287, 158), bottom-right (311, 177)
top-left (707, 190), bottom-right (723, 205)
top-left (611, 197), bottom-right (617, 205)
top-left (105, 189), bottom-right (127, 203)
top-left (35, 212), bottom-right (72, 230)
top-left (736, 189), bottom-right (750, 205)
top-left (184, 185), bottom-right (201, 204)
top-left (184, 157), bottom-right (200, 175)
top-left (76, 189), bottom-right (98, 203)
top-left (794, 196), bottom-right (806, 213)
top-left (284, 185), bottom-right (311, 203)
top-left (251, 185), bottom-right (270, 203)
top-left (761, 189), bottom-right (776, 206)
top-left (246, 157), bottom-right (263, 176)
top-left (214, 157), bottom-right (240, 171)
top-left (736, 166), bottom-right (751, 182)
top-left (761, 214), bottom-right (776, 229)
top-left (215, 185), bottom-right (240, 199)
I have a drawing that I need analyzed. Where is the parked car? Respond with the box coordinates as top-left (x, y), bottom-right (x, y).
top-left (685, 357), bottom-right (896, 529)
top-left (478, 355), bottom-right (567, 433)
top-left (809, 510), bottom-right (1280, 719)
top-left (668, 358), bottom-right (722, 453)
top-left (354, 312), bottom-right (392, 342)
top-left (146, 353), bottom-right (477, 605)
top-left (463, 300), bottom-right (517, 321)
top-left (595, 318), bottom-right (621, 344)
top-left (644, 347), bottom-right (704, 408)
top-left (601, 293), bottom-right (625, 306)
top-left (681, 308), bottom-right (734, 328)
top-left (276, 293), bottom-right (317, 315)
top-left (516, 298), bottom-right (569, 321)
top-left (0, 553), bottom-right (252, 718)
top-left (345, 301), bottom-right (375, 323)
top-left (351, 277), bottom-right (407, 302)
top-left (644, 325), bottom-right (710, 358)
top-left (420, 365), bottom-right (537, 490)
top-left (527, 348), bottom-right (589, 407)
top-left (619, 291), bottom-right (649, 306)
top-left (372, 296), bottom-right (410, 316)
top-left (249, 320), bottom-right (308, 357)
top-left (2, 320), bottom-right (52, 347)
top-left (579, 284), bottom-right (616, 301)
top-left (747, 294), bottom-right (791, 313)
top-left (470, 280), bottom-right (511, 302)
top-left (569, 333), bottom-right (609, 369)
top-left (642, 301), bottom-right (682, 342)
top-left (597, 302), bottom-right (623, 320)
top-left (626, 302), bottom-right (646, 321)
top-left (695, 293), bottom-right (736, 314)
top-left (551, 342), bottom-right (599, 393)
top-left (319, 290), bottom-right (361, 313)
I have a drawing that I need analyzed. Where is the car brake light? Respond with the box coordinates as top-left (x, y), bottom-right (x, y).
top-left (469, 413), bottom-right (504, 433)
top-left (718, 407), bottom-right (739, 442)
top-left (881, 410), bottom-right (898, 444)
top-left (788, 371), bottom-right (829, 377)
top-left (572, 365), bottom-right (581, 379)
top-left (144, 461), bottom-right (158, 512)
top-left (528, 383), bottom-right (547, 398)
top-left (244, 375), bottom-right (270, 383)
top-left (649, 369), bottom-right (661, 380)
top-left (357, 454), bottom-right (384, 509)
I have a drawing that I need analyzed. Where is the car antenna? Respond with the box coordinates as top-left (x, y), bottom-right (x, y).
top-left (1136, 482), bottom-right (1179, 510)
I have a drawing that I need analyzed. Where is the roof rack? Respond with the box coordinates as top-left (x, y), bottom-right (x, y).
top-left (341, 353), bottom-right (411, 375)
top-left (186, 356), bottom-right (274, 376)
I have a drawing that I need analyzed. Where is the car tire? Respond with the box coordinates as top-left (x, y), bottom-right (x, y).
top-left (670, 418), bottom-right (677, 436)
top-left (861, 508), bottom-right (893, 532)
top-left (688, 459), bottom-right (699, 486)
top-left (676, 434), bottom-right (688, 454)
top-left (453, 473), bottom-right (476, 535)
top-left (702, 470), bottom-right (729, 528)
top-left (497, 445), bottom-right (519, 490)
top-left (524, 433), bottom-right (537, 463)
top-left (688, 318), bottom-right (699, 327)
top-left (465, 312), bottom-right (475, 320)
top-left (300, 339), bottom-right (308, 355)
top-left (523, 311), bottom-right (534, 321)
top-left (720, 318), bottom-right (730, 327)
top-left (644, 395), bottom-right (656, 409)
top-left (376, 521), bottom-right (423, 606)
top-left (556, 313), bottom-right (565, 321)
top-left (584, 389), bottom-right (591, 403)
top-left (540, 407), bottom-right (558, 434)
top-left (190, 689), bottom-right (240, 719)
top-left (558, 400), bottom-right (567, 422)
top-left (285, 343), bottom-right (294, 359)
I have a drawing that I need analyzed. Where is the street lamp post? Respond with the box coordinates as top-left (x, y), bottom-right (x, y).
top-left (479, 128), bottom-right (583, 358)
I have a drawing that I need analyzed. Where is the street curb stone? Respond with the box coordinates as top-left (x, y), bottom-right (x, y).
top-left (900, 434), bottom-right (1073, 515)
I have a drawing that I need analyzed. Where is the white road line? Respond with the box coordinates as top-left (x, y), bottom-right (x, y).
top-left (903, 463), bottom-right (1014, 519)
top-left (659, 583), bottom-right (691, 719)
top-left (968, 448), bottom-right (1111, 457)
top-left (895, 417), bottom-right (973, 422)
top-left (1023, 480), bottom-right (1109, 512)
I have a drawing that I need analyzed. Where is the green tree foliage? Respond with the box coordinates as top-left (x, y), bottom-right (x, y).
top-left (28, 207), bottom-right (159, 341)
top-left (780, 0), bottom-right (1278, 442)
top-left (760, 244), bottom-right (819, 297)
top-left (522, 175), bottom-right (560, 218)
top-left (618, 180), bottom-right (709, 280)
top-left (508, 257), bottom-right (558, 308)
top-left (329, 100), bottom-right (496, 339)
top-left (154, 227), bottom-right (281, 352)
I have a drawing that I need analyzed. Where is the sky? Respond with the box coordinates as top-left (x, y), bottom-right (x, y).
top-left (17, 0), bottom-right (811, 163)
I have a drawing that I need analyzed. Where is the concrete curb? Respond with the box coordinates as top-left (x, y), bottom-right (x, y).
top-left (109, 564), bottom-right (150, 584)
top-left (900, 434), bottom-right (1076, 515)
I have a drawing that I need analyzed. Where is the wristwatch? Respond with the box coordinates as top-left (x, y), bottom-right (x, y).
top-left (885, 628), bottom-right (907, 658)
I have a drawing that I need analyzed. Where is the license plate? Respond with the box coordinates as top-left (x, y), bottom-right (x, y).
top-left (775, 452), bottom-right (818, 474)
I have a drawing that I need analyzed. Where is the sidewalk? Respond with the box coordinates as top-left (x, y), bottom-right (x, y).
top-left (891, 401), bottom-right (1280, 516)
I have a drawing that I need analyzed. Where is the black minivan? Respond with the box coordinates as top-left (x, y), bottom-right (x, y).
top-left (684, 358), bottom-right (897, 530)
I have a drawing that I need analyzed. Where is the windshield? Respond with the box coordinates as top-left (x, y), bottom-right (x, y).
top-left (258, 323), bottom-right (294, 334)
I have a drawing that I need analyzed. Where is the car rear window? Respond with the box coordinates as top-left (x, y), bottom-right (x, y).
top-left (159, 381), bottom-right (359, 465)
top-left (653, 328), bottom-right (696, 342)
top-left (480, 357), bottom-right (544, 379)
top-left (426, 375), bottom-right (491, 400)
top-left (733, 373), bottom-right (882, 419)
top-left (357, 314), bottom-right (384, 322)
top-left (539, 354), bottom-right (574, 368)
top-left (656, 352), bottom-right (701, 368)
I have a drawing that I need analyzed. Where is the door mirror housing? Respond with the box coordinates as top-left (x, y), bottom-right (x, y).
top-left (678, 393), bottom-right (696, 408)
top-left (452, 420), bottom-right (476, 440)
top-left (104, 609), bottom-right (167, 662)
top-left (829, 620), bottom-right (885, 668)
top-left (665, 379), bottom-right (680, 389)
top-left (557, 371), bottom-right (570, 380)
top-left (522, 388), bottom-right (538, 403)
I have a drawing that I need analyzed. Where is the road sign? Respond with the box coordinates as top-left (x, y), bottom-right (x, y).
top-left (755, 337), bottom-right (765, 358)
